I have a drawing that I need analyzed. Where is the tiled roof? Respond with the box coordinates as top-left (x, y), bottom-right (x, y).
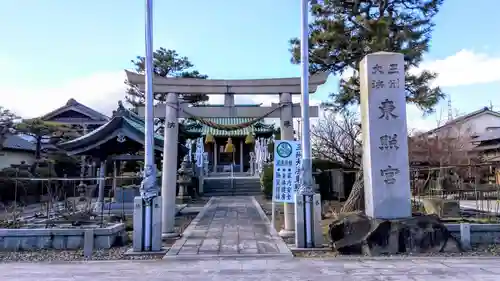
top-left (60, 102), bottom-right (164, 146)
top-left (2, 134), bottom-right (36, 152)
top-left (183, 118), bottom-right (275, 137)
top-left (41, 98), bottom-right (110, 122)
top-left (58, 102), bottom-right (189, 155)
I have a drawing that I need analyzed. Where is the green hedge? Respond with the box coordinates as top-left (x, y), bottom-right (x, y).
top-left (260, 164), bottom-right (273, 199)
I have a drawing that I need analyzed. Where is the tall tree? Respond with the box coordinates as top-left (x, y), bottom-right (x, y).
top-left (126, 47), bottom-right (209, 108)
top-left (289, 0), bottom-right (446, 213)
top-left (0, 106), bottom-right (19, 150)
top-left (289, 0), bottom-right (445, 114)
top-left (15, 119), bottom-right (75, 174)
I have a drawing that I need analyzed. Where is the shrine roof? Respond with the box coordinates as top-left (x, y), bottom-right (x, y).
top-left (182, 118), bottom-right (275, 137)
top-left (58, 102), bottom-right (187, 156)
top-left (40, 98), bottom-right (110, 124)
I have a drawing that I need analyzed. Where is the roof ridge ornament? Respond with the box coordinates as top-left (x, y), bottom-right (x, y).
top-left (66, 98), bottom-right (79, 106)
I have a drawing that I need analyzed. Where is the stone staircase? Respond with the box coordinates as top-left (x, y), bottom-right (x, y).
top-left (203, 176), bottom-right (262, 197)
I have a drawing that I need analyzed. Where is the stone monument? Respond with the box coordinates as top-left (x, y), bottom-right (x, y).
top-left (359, 51), bottom-right (411, 219)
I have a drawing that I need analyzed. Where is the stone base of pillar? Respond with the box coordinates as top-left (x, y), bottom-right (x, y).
top-left (162, 232), bottom-right (181, 239)
top-left (279, 202), bottom-right (296, 238)
top-left (176, 195), bottom-right (191, 203)
top-left (278, 229), bottom-right (295, 238)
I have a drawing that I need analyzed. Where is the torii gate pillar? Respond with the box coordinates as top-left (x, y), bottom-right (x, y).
top-left (161, 92), bottom-right (179, 238)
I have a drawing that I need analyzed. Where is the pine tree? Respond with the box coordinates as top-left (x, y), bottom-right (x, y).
top-left (126, 47), bottom-right (208, 108)
top-left (0, 106), bottom-right (19, 150)
top-left (289, 0), bottom-right (446, 212)
top-left (15, 119), bottom-right (75, 174)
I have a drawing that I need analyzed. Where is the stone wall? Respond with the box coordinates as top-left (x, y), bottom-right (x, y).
top-left (446, 224), bottom-right (500, 245)
top-left (0, 223), bottom-right (127, 251)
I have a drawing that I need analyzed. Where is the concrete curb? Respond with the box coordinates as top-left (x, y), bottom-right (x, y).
top-left (251, 196), bottom-right (293, 257)
top-left (163, 253), bottom-right (295, 261)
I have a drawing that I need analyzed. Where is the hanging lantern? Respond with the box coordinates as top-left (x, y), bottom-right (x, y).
top-left (224, 137), bottom-right (234, 153)
top-left (245, 133), bottom-right (255, 144)
top-left (204, 133), bottom-right (214, 144)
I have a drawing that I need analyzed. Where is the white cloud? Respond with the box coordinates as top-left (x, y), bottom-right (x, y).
top-left (334, 50), bottom-right (500, 131)
top-left (341, 49), bottom-right (500, 88)
top-left (2, 71), bottom-right (127, 118)
top-left (418, 50), bottom-right (500, 87)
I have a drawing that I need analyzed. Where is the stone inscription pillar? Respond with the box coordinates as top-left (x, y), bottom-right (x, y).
top-left (279, 92), bottom-right (296, 237)
top-left (161, 92), bottom-right (180, 237)
top-left (359, 52), bottom-right (411, 219)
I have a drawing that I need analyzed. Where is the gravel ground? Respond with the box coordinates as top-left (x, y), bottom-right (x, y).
top-left (0, 246), bottom-right (162, 262)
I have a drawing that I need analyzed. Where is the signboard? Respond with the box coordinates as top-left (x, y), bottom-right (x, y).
top-left (273, 140), bottom-right (301, 203)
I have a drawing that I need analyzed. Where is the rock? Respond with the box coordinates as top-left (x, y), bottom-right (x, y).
top-left (422, 198), bottom-right (460, 217)
top-left (328, 213), bottom-right (463, 256)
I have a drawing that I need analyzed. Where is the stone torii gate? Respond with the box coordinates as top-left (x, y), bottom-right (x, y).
top-left (125, 70), bottom-right (328, 238)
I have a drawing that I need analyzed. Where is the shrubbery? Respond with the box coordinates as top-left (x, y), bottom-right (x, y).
top-left (0, 167), bottom-right (35, 203)
top-left (0, 161), bottom-right (65, 205)
top-left (260, 164), bottom-right (273, 199)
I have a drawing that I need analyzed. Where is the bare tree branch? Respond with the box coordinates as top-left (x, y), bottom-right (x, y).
top-left (311, 110), bottom-right (361, 167)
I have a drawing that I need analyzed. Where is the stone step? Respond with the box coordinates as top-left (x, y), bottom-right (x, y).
top-left (203, 183), bottom-right (260, 188)
top-left (203, 188), bottom-right (261, 192)
top-left (204, 181), bottom-right (261, 185)
top-left (203, 178), bottom-right (262, 197)
top-left (203, 191), bottom-right (262, 197)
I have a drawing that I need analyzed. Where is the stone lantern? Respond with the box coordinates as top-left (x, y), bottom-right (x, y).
top-left (177, 156), bottom-right (192, 201)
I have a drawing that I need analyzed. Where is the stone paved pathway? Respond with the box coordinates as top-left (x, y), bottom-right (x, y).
top-left (164, 196), bottom-right (291, 259)
top-left (3, 257), bottom-right (500, 280)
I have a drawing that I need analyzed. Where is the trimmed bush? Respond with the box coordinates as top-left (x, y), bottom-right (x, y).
top-left (260, 164), bottom-right (273, 199)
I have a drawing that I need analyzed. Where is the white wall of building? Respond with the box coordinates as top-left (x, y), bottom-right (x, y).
top-left (433, 112), bottom-right (500, 139)
top-left (0, 150), bottom-right (36, 170)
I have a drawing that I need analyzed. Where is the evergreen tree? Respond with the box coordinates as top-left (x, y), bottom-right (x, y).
top-left (289, 0), bottom-right (446, 212)
top-left (0, 106), bottom-right (19, 150)
top-left (15, 119), bottom-right (75, 174)
top-left (289, 0), bottom-right (445, 114)
top-left (126, 47), bottom-right (208, 108)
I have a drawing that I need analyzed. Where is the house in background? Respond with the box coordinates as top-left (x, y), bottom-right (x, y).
top-left (0, 134), bottom-right (36, 169)
top-left (40, 98), bottom-right (110, 131)
top-left (425, 107), bottom-right (500, 140)
top-left (411, 107), bottom-right (500, 183)
top-left (470, 128), bottom-right (500, 183)
top-left (411, 107), bottom-right (500, 164)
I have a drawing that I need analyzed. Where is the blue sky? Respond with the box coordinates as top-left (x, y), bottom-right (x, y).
top-left (1, 0), bottom-right (500, 130)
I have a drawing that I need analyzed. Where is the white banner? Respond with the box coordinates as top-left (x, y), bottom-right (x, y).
top-left (273, 140), bottom-right (301, 203)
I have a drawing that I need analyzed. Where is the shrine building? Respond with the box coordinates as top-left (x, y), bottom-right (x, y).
top-left (181, 104), bottom-right (276, 173)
